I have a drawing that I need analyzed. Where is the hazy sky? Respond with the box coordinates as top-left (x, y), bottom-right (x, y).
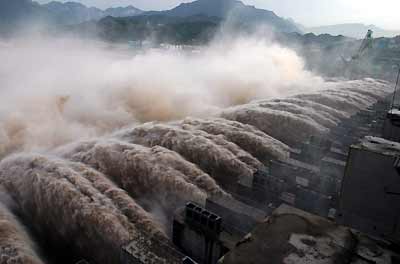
top-left (36, 0), bottom-right (400, 30)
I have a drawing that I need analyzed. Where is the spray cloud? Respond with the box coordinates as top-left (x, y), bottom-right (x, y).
top-left (0, 34), bottom-right (323, 158)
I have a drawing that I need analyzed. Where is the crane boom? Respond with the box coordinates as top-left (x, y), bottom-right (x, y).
top-left (352, 29), bottom-right (373, 60)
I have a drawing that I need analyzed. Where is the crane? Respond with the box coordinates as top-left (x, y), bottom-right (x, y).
top-left (352, 29), bottom-right (374, 60)
top-left (341, 29), bottom-right (374, 78)
top-left (341, 29), bottom-right (374, 64)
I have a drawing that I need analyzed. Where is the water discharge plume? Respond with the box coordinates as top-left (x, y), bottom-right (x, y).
top-left (0, 36), bottom-right (324, 158)
top-left (139, 146), bottom-right (228, 198)
top-left (61, 139), bottom-right (214, 215)
top-left (346, 87), bottom-right (389, 101)
top-left (332, 79), bottom-right (393, 100)
top-left (0, 202), bottom-right (44, 264)
top-left (274, 98), bottom-right (350, 121)
top-left (325, 89), bottom-right (376, 108)
top-left (296, 93), bottom-right (366, 115)
top-left (323, 79), bottom-right (392, 107)
top-left (180, 118), bottom-right (291, 162)
top-left (66, 162), bottom-right (166, 238)
top-left (175, 123), bottom-right (264, 171)
top-left (293, 79), bottom-right (393, 116)
top-left (0, 154), bottom-right (168, 264)
top-left (116, 123), bottom-right (255, 188)
top-left (221, 105), bottom-right (329, 146)
top-left (255, 101), bottom-right (339, 128)
top-left (221, 78), bottom-right (393, 146)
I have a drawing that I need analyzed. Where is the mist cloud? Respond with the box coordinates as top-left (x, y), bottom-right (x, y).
top-left (0, 34), bottom-right (323, 158)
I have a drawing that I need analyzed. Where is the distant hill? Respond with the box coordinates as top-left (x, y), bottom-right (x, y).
top-left (43, 2), bottom-right (143, 25)
top-left (0, 0), bottom-right (53, 36)
top-left (72, 14), bottom-right (220, 44)
top-left (104, 6), bottom-right (143, 18)
top-left (42, 1), bottom-right (104, 25)
top-left (0, 0), bottom-right (44, 29)
top-left (307, 23), bottom-right (400, 39)
top-left (144, 0), bottom-right (301, 33)
top-left (0, 0), bottom-right (143, 35)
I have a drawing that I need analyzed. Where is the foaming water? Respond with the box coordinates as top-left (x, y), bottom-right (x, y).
top-left (0, 154), bottom-right (168, 264)
top-left (222, 79), bottom-right (392, 145)
top-left (0, 202), bottom-right (44, 264)
top-left (180, 117), bottom-right (291, 162)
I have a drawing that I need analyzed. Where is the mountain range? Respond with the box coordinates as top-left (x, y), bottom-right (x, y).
top-left (70, 0), bottom-right (304, 44)
top-left (144, 0), bottom-right (299, 33)
top-left (1, 0), bottom-right (399, 39)
top-left (0, 0), bottom-right (300, 35)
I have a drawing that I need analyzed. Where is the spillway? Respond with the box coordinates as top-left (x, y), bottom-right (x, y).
top-left (0, 78), bottom-right (394, 264)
